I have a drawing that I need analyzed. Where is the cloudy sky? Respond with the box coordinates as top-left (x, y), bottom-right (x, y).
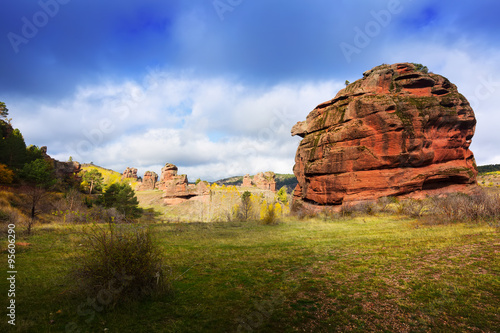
top-left (1, 0), bottom-right (499, 181)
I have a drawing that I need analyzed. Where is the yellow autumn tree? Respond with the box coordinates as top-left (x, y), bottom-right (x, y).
top-left (0, 164), bottom-right (14, 184)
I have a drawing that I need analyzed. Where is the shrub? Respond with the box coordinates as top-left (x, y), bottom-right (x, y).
top-left (100, 183), bottom-right (142, 220)
top-left (75, 223), bottom-right (170, 303)
top-left (412, 63), bottom-right (429, 73)
top-left (339, 201), bottom-right (355, 218)
top-left (276, 186), bottom-right (288, 204)
top-left (260, 201), bottom-right (278, 225)
top-left (290, 200), bottom-right (315, 220)
top-left (401, 199), bottom-right (427, 218)
top-left (377, 196), bottom-right (398, 213)
top-left (353, 201), bottom-right (379, 215)
top-left (51, 188), bottom-right (88, 223)
top-left (426, 189), bottom-right (500, 224)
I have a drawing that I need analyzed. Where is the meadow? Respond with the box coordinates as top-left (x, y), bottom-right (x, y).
top-left (1, 214), bottom-right (498, 332)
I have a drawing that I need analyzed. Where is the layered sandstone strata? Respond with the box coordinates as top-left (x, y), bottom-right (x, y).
top-left (292, 63), bottom-right (477, 206)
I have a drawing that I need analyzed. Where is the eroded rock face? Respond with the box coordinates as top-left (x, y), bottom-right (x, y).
top-left (122, 167), bottom-right (138, 180)
top-left (242, 174), bottom-right (252, 187)
top-left (138, 171), bottom-right (158, 191)
top-left (40, 146), bottom-right (81, 182)
top-left (253, 172), bottom-right (277, 191)
top-left (292, 63), bottom-right (477, 207)
top-left (157, 163), bottom-right (186, 192)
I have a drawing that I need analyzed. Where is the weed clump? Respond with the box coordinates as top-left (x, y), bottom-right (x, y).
top-left (74, 223), bottom-right (170, 303)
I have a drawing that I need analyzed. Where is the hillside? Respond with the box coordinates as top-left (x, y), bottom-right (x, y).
top-left (478, 171), bottom-right (500, 188)
top-left (80, 163), bottom-right (140, 189)
top-left (216, 173), bottom-right (298, 193)
top-left (477, 164), bottom-right (500, 173)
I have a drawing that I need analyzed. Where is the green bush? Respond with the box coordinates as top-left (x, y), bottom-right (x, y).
top-left (75, 223), bottom-right (170, 303)
top-left (412, 63), bottom-right (429, 73)
top-left (100, 183), bottom-right (142, 220)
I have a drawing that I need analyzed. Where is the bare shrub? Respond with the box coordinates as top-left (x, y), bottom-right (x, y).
top-left (51, 188), bottom-right (88, 223)
top-left (339, 201), bottom-right (356, 218)
top-left (377, 196), bottom-right (398, 213)
top-left (401, 199), bottom-right (427, 218)
top-left (74, 223), bottom-right (170, 303)
top-left (291, 200), bottom-right (315, 220)
top-left (353, 201), bottom-right (379, 216)
top-left (423, 188), bottom-right (500, 224)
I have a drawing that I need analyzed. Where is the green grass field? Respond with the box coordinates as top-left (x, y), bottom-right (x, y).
top-left (1, 216), bottom-right (498, 332)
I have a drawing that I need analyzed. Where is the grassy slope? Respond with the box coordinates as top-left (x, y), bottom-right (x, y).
top-left (80, 164), bottom-right (140, 189)
top-left (216, 173), bottom-right (298, 193)
top-left (1, 217), bottom-right (498, 332)
top-left (478, 171), bottom-right (500, 188)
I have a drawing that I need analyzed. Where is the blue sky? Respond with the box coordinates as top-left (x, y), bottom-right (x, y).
top-left (1, 0), bottom-right (500, 181)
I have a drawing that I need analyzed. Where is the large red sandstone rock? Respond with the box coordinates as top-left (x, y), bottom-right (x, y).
top-left (242, 174), bottom-right (252, 187)
top-left (292, 63), bottom-right (477, 207)
top-left (253, 172), bottom-right (277, 191)
top-left (157, 163), bottom-right (187, 192)
top-left (122, 167), bottom-right (138, 180)
top-left (138, 171), bottom-right (158, 191)
top-left (156, 163), bottom-right (204, 204)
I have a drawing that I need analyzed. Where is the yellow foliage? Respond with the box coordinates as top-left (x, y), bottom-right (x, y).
top-left (80, 165), bottom-right (124, 189)
top-left (274, 202), bottom-right (282, 217)
top-left (259, 200), bottom-right (268, 220)
top-left (0, 164), bottom-right (14, 184)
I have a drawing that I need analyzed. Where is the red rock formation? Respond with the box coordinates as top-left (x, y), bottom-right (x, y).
top-left (156, 163), bottom-right (202, 204)
top-left (40, 146), bottom-right (81, 183)
top-left (292, 63), bottom-right (477, 207)
top-left (138, 171), bottom-right (158, 191)
top-left (122, 167), bottom-right (138, 180)
top-left (157, 163), bottom-right (183, 191)
top-left (242, 174), bottom-right (252, 187)
top-left (252, 172), bottom-right (277, 191)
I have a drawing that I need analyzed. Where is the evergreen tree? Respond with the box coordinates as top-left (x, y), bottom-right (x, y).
top-left (101, 183), bottom-right (142, 219)
top-left (0, 128), bottom-right (27, 169)
top-left (82, 169), bottom-right (104, 194)
top-left (0, 101), bottom-right (8, 120)
top-left (19, 159), bottom-right (56, 234)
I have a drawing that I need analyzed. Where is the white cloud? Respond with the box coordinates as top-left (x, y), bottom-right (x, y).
top-left (12, 41), bottom-right (500, 184)
top-left (11, 71), bottom-right (342, 181)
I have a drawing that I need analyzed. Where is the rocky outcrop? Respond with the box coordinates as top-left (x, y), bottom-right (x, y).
top-left (253, 172), bottom-right (277, 191)
top-left (138, 171), bottom-right (158, 191)
top-left (240, 172), bottom-right (277, 191)
top-left (242, 174), bottom-right (252, 187)
top-left (40, 146), bottom-right (81, 182)
top-left (122, 167), bottom-right (138, 180)
top-left (157, 164), bottom-right (185, 192)
top-left (156, 163), bottom-right (210, 205)
top-left (292, 63), bottom-right (477, 207)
